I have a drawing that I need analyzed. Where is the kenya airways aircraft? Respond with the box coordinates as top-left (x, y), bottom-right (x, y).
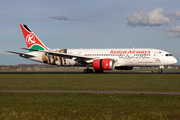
top-left (6, 24), bottom-right (177, 73)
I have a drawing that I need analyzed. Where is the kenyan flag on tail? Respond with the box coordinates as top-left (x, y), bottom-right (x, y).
top-left (20, 24), bottom-right (48, 52)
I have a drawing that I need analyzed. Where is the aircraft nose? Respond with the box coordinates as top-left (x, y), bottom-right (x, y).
top-left (172, 57), bottom-right (178, 64)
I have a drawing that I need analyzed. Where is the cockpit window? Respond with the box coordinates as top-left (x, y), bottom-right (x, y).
top-left (166, 54), bottom-right (172, 56)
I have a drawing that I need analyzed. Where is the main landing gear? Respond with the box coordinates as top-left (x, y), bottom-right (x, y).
top-left (95, 69), bottom-right (104, 73)
top-left (84, 64), bottom-right (94, 73)
top-left (83, 69), bottom-right (104, 73)
top-left (84, 64), bottom-right (93, 73)
top-left (84, 69), bottom-right (93, 73)
top-left (83, 65), bottom-right (104, 73)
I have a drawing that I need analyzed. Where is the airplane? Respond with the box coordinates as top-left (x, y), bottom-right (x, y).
top-left (6, 24), bottom-right (177, 73)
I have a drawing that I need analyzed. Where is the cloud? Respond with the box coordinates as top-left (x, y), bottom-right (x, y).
top-left (166, 11), bottom-right (180, 17)
top-left (49, 16), bottom-right (95, 23)
top-left (168, 26), bottom-right (180, 32)
top-left (165, 31), bottom-right (180, 38)
top-left (165, 32), bottom-right (175, 38)
top-left (165, 26), bottom-right (180, 38)
top-left (127, 8), bottom-right (179, 27)
top-left (49, 16), bottom-right (77, 21)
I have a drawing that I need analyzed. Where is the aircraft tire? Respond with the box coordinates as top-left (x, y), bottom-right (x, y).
top-left (89, 69), bottom-right (93, 73)
top-left (84, 69), bottom-right (93, 73)
top-left (95, 70), bottom-right (104, 73)
top-left (84, 69), bottom-right (88, 73)
top-left (100, 70), bottom-right (104, 73)
top-left (158, 69), bottom-right (163, 73)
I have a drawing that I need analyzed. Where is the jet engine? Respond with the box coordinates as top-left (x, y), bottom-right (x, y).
top-left (93, 59), bottom-right (115, 70)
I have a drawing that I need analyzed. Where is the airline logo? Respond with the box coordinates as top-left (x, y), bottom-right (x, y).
top-left (20, 24), bottom-right (48, 51)
top-left (110, 50), bottom-right (151, 54)
top-left (26, 34), bottom-right (36, 44)
top-left (155, 59), bottom-right (161, 63)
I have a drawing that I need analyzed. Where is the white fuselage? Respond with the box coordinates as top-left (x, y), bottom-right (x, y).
top-left (26, 48), bottom-right (177, 68)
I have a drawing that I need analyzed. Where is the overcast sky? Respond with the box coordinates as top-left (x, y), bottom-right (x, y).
top-left (1, 0), bottom-right (180, 65)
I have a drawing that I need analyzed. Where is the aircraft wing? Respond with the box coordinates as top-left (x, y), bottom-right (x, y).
top-left (20, 47), bottom-right (95, 61)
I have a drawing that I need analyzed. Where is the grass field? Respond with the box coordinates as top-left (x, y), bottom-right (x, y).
top-left (0, 73), bottom-right (180, 119)
top-left (1, 93), bottom-right (180, 120)
top-left (0, 74), bottom-right (180, 92)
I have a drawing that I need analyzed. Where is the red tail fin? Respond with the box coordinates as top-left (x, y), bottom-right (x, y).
top-left (20, 24), bottom-right (48, 51)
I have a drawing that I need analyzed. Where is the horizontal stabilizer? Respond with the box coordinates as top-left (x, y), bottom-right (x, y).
top-left (6, 51), bottom-right (35, 58)
top-left (20, 47), bottom-right (39, 51)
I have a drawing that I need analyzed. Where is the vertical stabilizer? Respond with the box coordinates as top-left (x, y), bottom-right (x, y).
top-left (20, 24), bottom-right (48, 52)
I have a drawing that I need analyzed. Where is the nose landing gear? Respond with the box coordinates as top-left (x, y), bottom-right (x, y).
top-left (158, 66), bottom-right (164, 73)
top-left (158, 69), bottom-right (163, 73)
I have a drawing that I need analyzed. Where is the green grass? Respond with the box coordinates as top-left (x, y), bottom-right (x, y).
top-left (1, 73), bottom-right (180, 119)
top-left (0, 74), bottom-right (180, 92)
top-left (0, 93), bottom-right (180, 120)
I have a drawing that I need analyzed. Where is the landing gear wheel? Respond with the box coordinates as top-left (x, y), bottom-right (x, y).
top-left (158, 69), bottom-right (163, 73)
top-left (100, 70), bottom-right (104, 73)
top-left (84, 69), bottom-right (93, 73)
top-left (88, 69), bottom-right (93, 73)
top-left (95, 69), bottom-right (104, 73)
top-left (84, 69), bottom-right (88, 73)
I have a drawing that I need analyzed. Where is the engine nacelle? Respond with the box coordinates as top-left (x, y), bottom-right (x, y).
top-left (115, 66), bottom-right (133, 70)
top-left (93, 59), bottom-right (115, 70)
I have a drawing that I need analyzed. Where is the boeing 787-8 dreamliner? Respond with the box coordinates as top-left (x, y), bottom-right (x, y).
top-left (6, 24), bottom-right (177, 73)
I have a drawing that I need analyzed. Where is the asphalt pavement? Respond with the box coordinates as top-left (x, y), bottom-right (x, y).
top-left (0, 71), bottom-right (180, 74)
top-left (0, 90), bottom-right (180, 95)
